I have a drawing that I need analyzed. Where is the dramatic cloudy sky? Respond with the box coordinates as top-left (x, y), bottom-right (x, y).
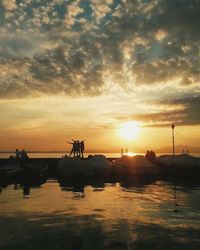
top-left (0, 0), bottom-right (200, 152)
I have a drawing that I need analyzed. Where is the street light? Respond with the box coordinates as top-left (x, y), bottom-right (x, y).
top-left (171, 124), bottom-right (175, 155)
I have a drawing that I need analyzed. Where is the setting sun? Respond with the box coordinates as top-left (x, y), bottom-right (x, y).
top-left (119, 121), bottom-right (140, 140)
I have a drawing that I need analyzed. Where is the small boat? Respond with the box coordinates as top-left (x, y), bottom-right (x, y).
top-left (0, 160), bottom-right (22, 180)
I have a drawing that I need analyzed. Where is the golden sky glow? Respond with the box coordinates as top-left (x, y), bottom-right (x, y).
top-left (0, 96), bottom-right (200, 152)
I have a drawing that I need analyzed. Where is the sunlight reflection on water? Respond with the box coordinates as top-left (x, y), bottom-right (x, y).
top-left (0, 179), bottom-right (200, 250)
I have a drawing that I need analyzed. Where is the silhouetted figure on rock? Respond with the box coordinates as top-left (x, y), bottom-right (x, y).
top-left (68, 140), bottom-right (76, 157)
top-left (15, 149), bottom-right (21, 159)
top-left (80, 140), bottom-right (85, 158)
top-left (67, 139), bottom-right (85, 158)
top-left (75, 140), bottom-right (80, 157)
top-left (145, 150), bottom-right (156, 160)
top-left (21, 150), bottom-right (29, 160)
top-left (145, 149), bottom-right (166, 167)
top-left (149, 150), bottom-right (156, 159)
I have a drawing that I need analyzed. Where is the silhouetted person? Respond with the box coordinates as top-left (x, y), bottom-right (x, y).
top-left (72, 140), bottom-right (81, 157)
top-left (72, 140), bottom-right (79, 157)
top-left (76, 140), bottom-right (80, 157)
top-left (15, 149), bottom-right (21, 159)
top-left (68, 140), bottom-right (76, 157)
top-left (21, 149), bottom-right (29, 160)
top-left (149, 150), bottom-right (156, 159)
top-left (145, 150), bottom-right (150, 159)
top-left (80, 140), bottom-right (85, 158)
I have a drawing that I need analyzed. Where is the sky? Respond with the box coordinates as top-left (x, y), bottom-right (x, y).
top-left (0, 0), bottom-right (200, 153)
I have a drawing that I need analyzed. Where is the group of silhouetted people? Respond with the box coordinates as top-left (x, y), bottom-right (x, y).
top-left (15, 149), bottom-right (29, 160)
top-left (145, 150), bottom-right (156, 160)
top-left (67, 140), bottom-right (85, 158)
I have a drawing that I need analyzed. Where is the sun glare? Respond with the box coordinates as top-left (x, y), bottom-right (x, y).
top-left (119, 121), bottom-right (140, 140)
top-left (126, 152), bottom-right (136, 157)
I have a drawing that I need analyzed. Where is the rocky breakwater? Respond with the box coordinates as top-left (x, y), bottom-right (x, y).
top-left (114, 155), bottom-right (160, 178)
top-left (57, 155), bottom-right (160, 181)
top-left (57, 155), bottom-right (114, 180)
top-left (157, 154), bottom-right (200, 178)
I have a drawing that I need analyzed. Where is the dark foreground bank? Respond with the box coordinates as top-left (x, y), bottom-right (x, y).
top-left (1, 156), bottom-right (200, 183)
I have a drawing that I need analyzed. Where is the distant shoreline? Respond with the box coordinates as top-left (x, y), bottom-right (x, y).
top-left (0, 152), bottom-right (200, 159)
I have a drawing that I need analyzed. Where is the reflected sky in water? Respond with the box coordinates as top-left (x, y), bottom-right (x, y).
top-left (0, 179), bottom-right (200, 250)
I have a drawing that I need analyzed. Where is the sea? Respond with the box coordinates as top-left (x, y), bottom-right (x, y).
top-left (1, 152), bottom-right (200, 158)
top-left (0, 178), bottom-right (199, 250)
top-left (0, 152), bottom-right (200, 249)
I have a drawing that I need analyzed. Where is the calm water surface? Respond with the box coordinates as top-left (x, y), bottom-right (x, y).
top-left (0, 179), bottom-right (199, 250)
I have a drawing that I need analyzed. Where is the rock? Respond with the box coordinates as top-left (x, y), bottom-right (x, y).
top-left (115, 155), bottom-right (159, 175)
top-left (57, 155), bottom-right (113, 179)
top-left (158, 154), bottom-right (200, 168)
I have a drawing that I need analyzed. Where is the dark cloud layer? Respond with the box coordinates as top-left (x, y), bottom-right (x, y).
top-left (116, 96), bottom-right (200, 127)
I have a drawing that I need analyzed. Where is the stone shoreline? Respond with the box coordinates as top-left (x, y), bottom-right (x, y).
top-left (1, 157), bottom-right (200, 181)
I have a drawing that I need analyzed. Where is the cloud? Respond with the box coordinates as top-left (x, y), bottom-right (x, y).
top-left (2, 0), bottom-right (17, 11)
top-left (0, 0), bottom-right (199, 100)
top-left (158, 96), bottom-right (200, 126)
top-left (91, 0), bottom-right (112, 22)
top-left (0, 31), bottom-right (46, 59)
top-left (115, 96), bottom-right (200, 127)
top-left (67, 3), bottom-right (84, 17)
top-left (64, 2), bottom-right (84, 28)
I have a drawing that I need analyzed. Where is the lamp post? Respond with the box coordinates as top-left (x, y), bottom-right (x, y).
top-left (171, 124), bottom-right (175, 155)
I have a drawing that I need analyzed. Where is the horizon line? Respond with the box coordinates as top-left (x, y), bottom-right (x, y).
top-left (0, 149), bottom-right (200, 154)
